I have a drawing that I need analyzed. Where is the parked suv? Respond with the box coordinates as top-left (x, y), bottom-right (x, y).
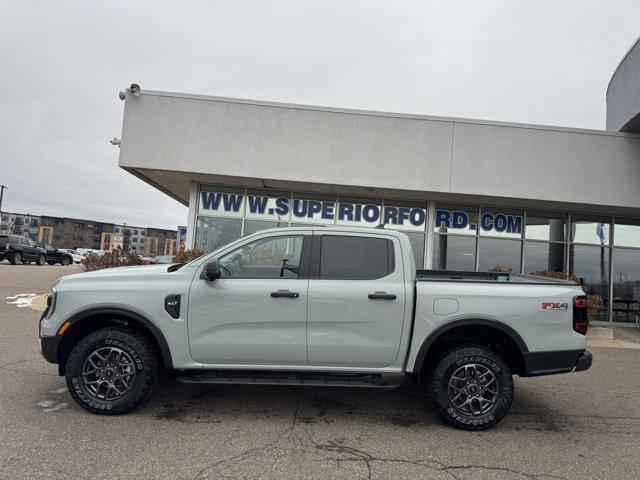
top-left (37, 242), bottom-right (74, 266)
top-left (0, 235), bottom-right (46, 265)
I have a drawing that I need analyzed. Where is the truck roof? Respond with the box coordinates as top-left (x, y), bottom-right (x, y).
top-left (243, 225), bottom-right (408, 238)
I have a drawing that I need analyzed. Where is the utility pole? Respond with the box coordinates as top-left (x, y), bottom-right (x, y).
top-left (0, 185), bottom-right (7, 212)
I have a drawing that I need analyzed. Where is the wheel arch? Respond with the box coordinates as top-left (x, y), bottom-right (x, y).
top-left (56, 307), bottom-right (172, 375)
top-left (413, 318), bottom-right (529, 377)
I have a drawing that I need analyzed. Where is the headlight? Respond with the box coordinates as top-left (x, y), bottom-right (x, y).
top-left (45, 286), bottom-right (58, 319)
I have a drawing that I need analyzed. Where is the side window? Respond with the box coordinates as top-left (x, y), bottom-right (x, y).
top-left (46, 244), bottom-right (55, 252)
top-left (320, 235), bottom-right (394, 280)
top-left (19, 237), bottom-right (28, 246)
top-left (218, 235), bottom-right (304, 279)
top-left (27, 239), bottom-right (37, 247)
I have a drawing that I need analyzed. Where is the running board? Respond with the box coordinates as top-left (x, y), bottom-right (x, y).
top-left (176, 371), bottom-right (402, 390)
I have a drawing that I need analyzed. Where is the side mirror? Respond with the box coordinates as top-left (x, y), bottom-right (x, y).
top-left (200, 260), bottom-right (221, 281)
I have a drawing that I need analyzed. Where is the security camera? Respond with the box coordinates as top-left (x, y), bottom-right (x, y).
top-left (130, 83), bottom-right (141, 95)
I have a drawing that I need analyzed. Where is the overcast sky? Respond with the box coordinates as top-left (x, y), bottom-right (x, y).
top-left (1, 1), bottom-right (638, 229)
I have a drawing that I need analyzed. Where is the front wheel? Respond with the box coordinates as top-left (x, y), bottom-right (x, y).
top-left (429, 345), bottom-right (514, 430)
top-left (60, 256), bottom-right (71, 266)
top-left (65, 328), bottom-right (159, 414)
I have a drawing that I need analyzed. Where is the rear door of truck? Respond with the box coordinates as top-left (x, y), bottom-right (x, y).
top-left (306, 231), bottom-right (406, 368)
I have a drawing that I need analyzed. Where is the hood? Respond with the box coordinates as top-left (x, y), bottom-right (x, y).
top-left (59, 264), bottom-right (175, 282)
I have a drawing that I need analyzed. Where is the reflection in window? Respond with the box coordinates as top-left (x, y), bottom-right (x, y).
top-left (614, 218), bottom-right (640, 248)
top-left (569, 244), bottom-right (610, 321)
top-left (434, 204), bottom-right (478, 235)
top-left (524, 241), bottom-right (565, 274)
top-left (525, 212), bottom-right (566, 242)
top-left (571, 215), bottom-right (610, 245)
top-left (243, 220), bottom-right (286, 236)
top-left (219, 235), bottom-right (303, 279)
top-left (612, 248), bottom-right (640, 324)
top-left (195, 217), bottom-right (242, 253)
top-left (478, 238), bottom-right (521, 273)
top-left (433, 235), bottom-right (476, 271)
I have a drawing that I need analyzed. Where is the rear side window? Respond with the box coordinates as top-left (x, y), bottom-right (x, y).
top-left (319, 235), bottom-right (394, 280)
top-left (0, 236), bottom-right (8, 247)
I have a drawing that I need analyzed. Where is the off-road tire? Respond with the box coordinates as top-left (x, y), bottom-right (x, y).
top-left (36, 254), bottom-right (46, 266)
top-left (428, 345), bottom-right (514, 430)
top-left (65, 327), bottom-right (159, 415)
top-left (9, 252), bottom-right (22, 265)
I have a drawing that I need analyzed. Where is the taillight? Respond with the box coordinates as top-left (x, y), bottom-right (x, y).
top-left (5, 243), bottom-right (10, 250)
top-left (573, 295), bottom-right (589, 335)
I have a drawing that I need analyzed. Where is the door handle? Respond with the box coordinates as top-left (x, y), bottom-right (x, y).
top-left (271, 290), bottom-right (300, 298)
top-left (368, 292), bottom-right (396, 300)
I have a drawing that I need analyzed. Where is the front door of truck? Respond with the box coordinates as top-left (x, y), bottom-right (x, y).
top-left (188, 233), bottom-right (311, 366)
top-left (306, 232), bottom-right (406, 368)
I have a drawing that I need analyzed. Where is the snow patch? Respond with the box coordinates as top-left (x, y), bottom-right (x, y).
top-left (6, 293), bottom-right (39, 308)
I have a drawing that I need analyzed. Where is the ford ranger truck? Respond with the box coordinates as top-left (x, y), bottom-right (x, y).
top-left (39, 227), bottom-right (592, 430)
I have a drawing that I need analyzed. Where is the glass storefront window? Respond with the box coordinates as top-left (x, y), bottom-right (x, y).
top-left (434, 204), bottom-right (478, 235)
top-left (335, 196), bottom-right (382, 228)
top-left (524, 241), bottom-right (565, 274)
top-left (478, 238), bottom-right (522, 273)
top-left (479, 207), bottom-right (524, 239)
top-left (245, 189), bottom-right (291, 223)
top-left (198, 186), bottom-right (245, 218)
top-left (571, 215), bottom-right (610, 245)
top-left (612, 248), bottom-right (640, 323)
top-left (290, 193), bottom-right (337, 225)
top-left (383, 200), bottom-right (427, 232)
top-left (525, 212), bottom-right (566, 242)
top-left (614, 218), bottom-right (640, 248)
top-left (569, 244), bottom-right (610, 321)
top-left (195, 217), bottom-right (242, 253)
top-left (433, 235), bottom-right (476, 271)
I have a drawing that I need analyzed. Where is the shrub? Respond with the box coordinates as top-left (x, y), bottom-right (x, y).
top-left (172, 249), bottom-right (206, 264)
top-left (81, 248), bottom-right (144, 272)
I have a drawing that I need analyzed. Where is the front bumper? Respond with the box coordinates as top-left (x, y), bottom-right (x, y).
top-left (40, 335), bottom-right (61, 364)
top-left (521, 349), bottom-right (592, 377)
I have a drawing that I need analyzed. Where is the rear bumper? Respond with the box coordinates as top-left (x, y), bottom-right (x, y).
top-left (521, 349), bottom-right (592, 377)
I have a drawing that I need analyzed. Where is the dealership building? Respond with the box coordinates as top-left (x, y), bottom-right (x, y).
top-left (116, 38), bottom-right (640, 325)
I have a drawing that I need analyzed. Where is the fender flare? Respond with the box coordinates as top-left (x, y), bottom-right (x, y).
top-left (63, 307), bottom-right (173, 369)
top-left (412, 318), bottom-right (529, 374)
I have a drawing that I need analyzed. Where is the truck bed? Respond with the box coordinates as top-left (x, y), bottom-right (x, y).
top-left (416, 270), bottom-right (576, 285)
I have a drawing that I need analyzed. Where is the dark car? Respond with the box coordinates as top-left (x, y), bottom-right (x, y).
top-left (37, 242), bottom-right (74, 266)
top-left (0, 235), bottom-right (47, 265)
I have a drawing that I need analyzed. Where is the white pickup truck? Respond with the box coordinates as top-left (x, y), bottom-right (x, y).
top-left (39, 227), bottom-right (592, 430)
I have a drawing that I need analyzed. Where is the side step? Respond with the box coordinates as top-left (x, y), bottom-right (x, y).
top-left (176, 371), bottom-right (403, 390)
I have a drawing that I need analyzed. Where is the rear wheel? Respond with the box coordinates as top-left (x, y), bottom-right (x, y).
top-left (36, 254), bottom-right (46, 266)
top-left (428, 345), bottom-right (514, 430)
top-left (9, 252), bottom-right (22, 265)
top-left (65, 328), bottom-right (159, 414)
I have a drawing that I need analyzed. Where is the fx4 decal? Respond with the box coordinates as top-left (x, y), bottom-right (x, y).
top-left (542, 302), bottom-right (568, 311)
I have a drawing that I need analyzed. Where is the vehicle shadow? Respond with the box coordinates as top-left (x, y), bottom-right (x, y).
top-left (140, 372), bottom-right (565, 432)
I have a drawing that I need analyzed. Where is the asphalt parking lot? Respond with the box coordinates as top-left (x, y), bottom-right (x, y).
top-left (1, 263), bottom-right (639, 479)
